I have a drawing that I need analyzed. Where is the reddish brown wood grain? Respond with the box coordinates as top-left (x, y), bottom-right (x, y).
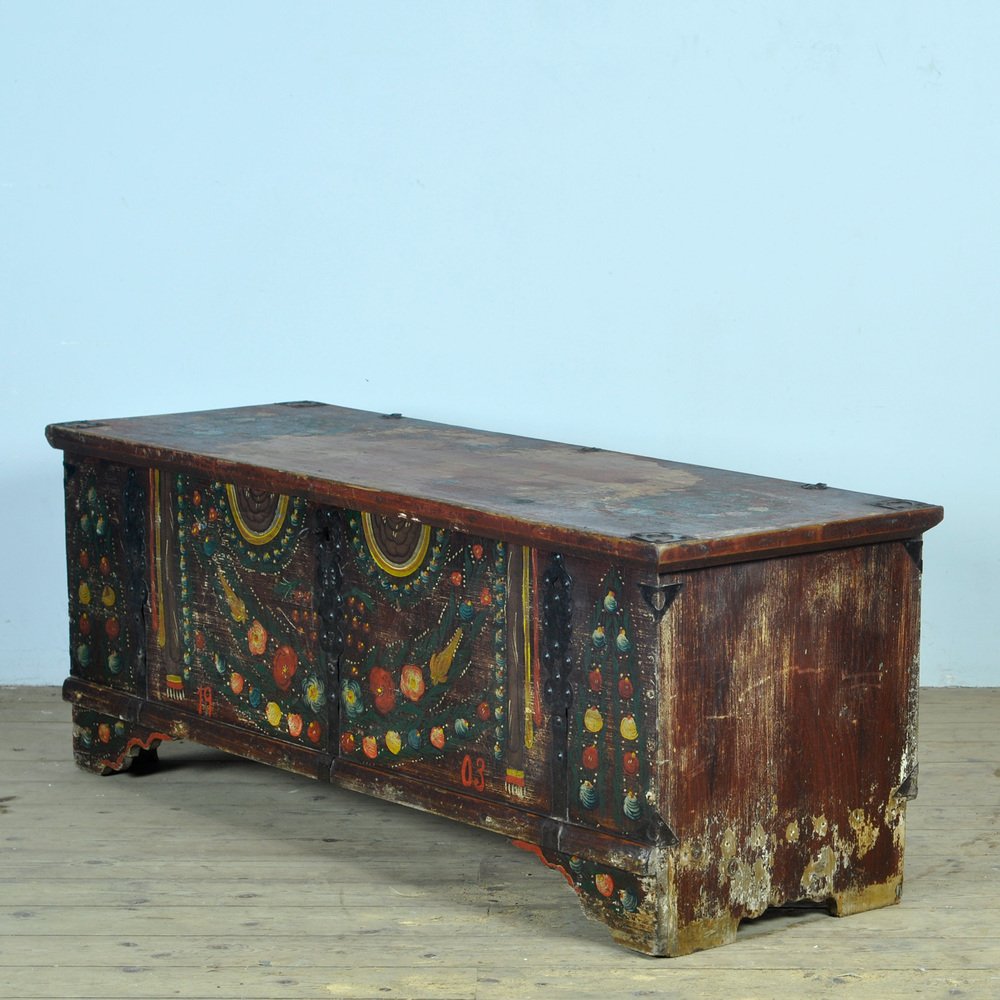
top-left (656, 541), bottom-right (920, 953)
top-left (46, 403), bottom-right (942, 571)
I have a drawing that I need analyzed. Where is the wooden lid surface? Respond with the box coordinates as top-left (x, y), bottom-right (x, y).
top-left (47, 402), bottom-right (943, 571)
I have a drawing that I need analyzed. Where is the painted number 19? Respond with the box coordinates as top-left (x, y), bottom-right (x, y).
top-left (460, 754), bottom-right (487, 791)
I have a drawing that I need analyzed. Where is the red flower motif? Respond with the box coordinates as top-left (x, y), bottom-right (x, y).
top-left (272, 644), bottom-right (298, 692)
top-left (471, 544), bottom-right (484, 560)
top-left (479, 587), bottom-right (492, 606)
top-left (247, 619), bottom-right (268, 655)
top-left (369, 666), bottom-right (396, 715)
top-left (450, 570), bottom-right (463, 587)
top-left (400, 664), bottom-right (426, 703)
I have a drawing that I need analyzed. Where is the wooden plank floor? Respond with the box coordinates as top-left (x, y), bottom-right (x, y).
top-left (1, 687), bottom-right (997, 1000)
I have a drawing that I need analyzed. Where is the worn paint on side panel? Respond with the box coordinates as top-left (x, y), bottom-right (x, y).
top-left (657, 541), bottom-right (920, 949)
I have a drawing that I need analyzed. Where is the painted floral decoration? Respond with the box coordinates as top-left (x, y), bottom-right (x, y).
top-left (271, 644), bottom-right (298, 692)
top-left (342, 678), bottom-right (364, 718)
top-left (247, 619), bottom-right (268, 655)
top-left (400, 664), bottom-right (426, 703)
top-left (369, 666), bottom-right (396, 715)
top-left (303, 674), bottom-right (325, 711)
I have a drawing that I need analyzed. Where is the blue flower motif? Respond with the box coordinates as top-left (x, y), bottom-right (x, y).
top-left (304, 674), bottom-right (326, 712)
top-left (341, 678), bottom-right (364, 718)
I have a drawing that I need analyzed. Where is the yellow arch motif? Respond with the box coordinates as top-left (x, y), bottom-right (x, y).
top-left (224, 484), bottom-right (290, 546)
top-left (361, 512), bottom-right (431, 577)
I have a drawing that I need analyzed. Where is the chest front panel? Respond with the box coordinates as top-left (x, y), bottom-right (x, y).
top-left (334, 511), bottom-right (556, 811)
top-left (145, 471), bottom-right (328, 750)
top-left (139, 469), bottom-right (563, 811)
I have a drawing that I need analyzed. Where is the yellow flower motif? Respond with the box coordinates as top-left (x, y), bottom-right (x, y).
top-left (584, 707), bottom-right (604, 733)
top-left (265, 701), bottom-right (282, 727)
top-left (620, 715), bottom-right (638, 741)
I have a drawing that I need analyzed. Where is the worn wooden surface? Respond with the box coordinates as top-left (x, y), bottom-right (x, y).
top-left (659, 542), bottom-right (922, 953)
top-left (1, 685), bottom-right (997, 1000)
top-left (50, 404), bottom-right (946, 957)
top-left (46, 403), bottom-right (943, 570)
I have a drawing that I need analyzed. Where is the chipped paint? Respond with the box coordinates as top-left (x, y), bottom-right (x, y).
top-left (676, 838), bottom-right (710, 871)
top-left (832, 874), bottom-right (903, 916)
top-left (785, 819), bottom-right (800, 843)
top-left (670, 911), bottom-right (739, 956)
top-left (719, 828), bottom-right (737, 859)
top-left (703, 818), bottom-right (779, 915)
top-left (848, 808), bottom-right (880, 858)
top-left (884, 790), bottom-right (907, 848)
top-left (725, 855), bottom-right (773, 913)
top-left (801, 844), bottom-right (838, 898)
top-left (811, 814), bottom-right (828, 837)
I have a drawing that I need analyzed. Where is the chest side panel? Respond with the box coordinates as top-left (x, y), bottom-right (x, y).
top-left (658, 541), bottom-right (921, 935)
top-left (62, 456), bottom-right (147, 694)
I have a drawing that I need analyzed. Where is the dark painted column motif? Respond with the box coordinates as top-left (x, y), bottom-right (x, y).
top-left (541, 552), bottom-right (573, 818)
top-left (574, 568), bottom-right (646, 830)
top-left (122, 467), bottom-right (148, 683)
top-left (316, 506), bottom-right (347, 741)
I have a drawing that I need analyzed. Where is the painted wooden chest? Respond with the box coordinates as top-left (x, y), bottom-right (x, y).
top-left (47, 402), bottom-right (943, 956)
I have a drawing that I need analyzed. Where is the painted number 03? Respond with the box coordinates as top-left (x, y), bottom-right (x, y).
top-left (460, 754), bottom-right (487, 791)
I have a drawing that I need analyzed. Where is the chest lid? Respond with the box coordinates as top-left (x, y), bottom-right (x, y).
top-left (47, 401), bottom-right (942, 571)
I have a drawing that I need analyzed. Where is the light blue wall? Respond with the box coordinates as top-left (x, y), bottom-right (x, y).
top-left (1, 3), bottom-right (996, 685)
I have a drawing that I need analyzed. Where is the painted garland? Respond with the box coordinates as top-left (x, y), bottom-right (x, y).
top-left (175, 476), bottom-right (326, 746)
top-left (70, 470), bottom-right (135, 687)
top-left (575, 568), bottom-right (646, 828)
top-left (338, 534), bottom-right (503, 763)
top-left (346, 511), bottom-right (447, 608)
